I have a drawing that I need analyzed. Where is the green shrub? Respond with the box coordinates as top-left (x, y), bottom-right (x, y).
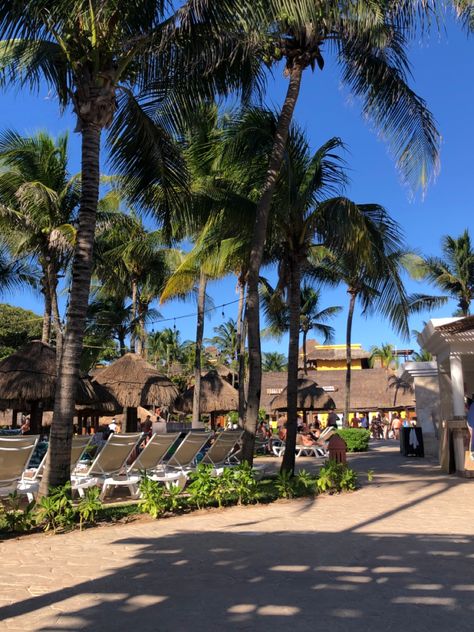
top-left (35, 483), bottom-right (76, 532)
top-left (316, 460), bottom-right (358, 493)
top-left (138, 477), bottom-right (166, 519)
top-left (0, 492), bottom-right (36, 533)
top-left (231, 463), bottom-right (258, 505)
top-left (77, 487), bottom-right (103, 530)
top-left (187, 464), bottom-right (216, 509)
top-left (336, 428), bottom-right (370, 452)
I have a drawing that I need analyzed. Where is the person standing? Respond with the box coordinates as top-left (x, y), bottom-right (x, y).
top-left (391, 413), bottom-right (402, 440)
top-left (467, 396), bottom-right (474, 460)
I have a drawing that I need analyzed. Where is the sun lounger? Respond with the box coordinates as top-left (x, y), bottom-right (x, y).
top-left (166, 432), bottom-right (212, 471)
top-left (126, 433), bottom-right (186, 489)
top-left (72, 432), bottom-right (142, 499)
top-left (201, 431), bottom-right (243, 469)
top-left (18, 435), bottom-right (93, 500)
top-left (0, 435), bottom-right (39, 498)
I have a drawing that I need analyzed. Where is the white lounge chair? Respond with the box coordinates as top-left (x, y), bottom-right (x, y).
top-left (0, 435), bottom-right (39, 498)
top-left (201, 431), bottom-right (243, 469)
top-left (72, 433), bottom-right (142, 499)
top-left (127, 433), bottom-right (186, 489)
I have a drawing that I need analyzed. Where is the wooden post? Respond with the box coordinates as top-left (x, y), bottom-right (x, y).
top-left (11, 409), bottom-right (18, 429)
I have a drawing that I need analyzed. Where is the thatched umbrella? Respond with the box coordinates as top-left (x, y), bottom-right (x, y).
top-left (270, 378), bottom-right (336, 413)
top-left (175, 370), bottom-right (238, 429)
top-left (0, 341), bottom-right (56, 433)
top-left (92, 353), bottom-right (178, 431)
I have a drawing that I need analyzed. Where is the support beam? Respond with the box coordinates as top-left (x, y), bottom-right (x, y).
top-left (449, 355), bottom-right (465, 417)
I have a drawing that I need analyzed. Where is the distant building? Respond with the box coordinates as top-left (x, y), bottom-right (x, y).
top-left (302, 340), bottom-right (370, 371)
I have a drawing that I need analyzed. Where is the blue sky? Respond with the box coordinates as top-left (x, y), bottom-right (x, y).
top-left (1, 14), bottom-right (473, 357)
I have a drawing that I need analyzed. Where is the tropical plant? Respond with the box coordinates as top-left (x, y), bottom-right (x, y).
top-left (0, 303), bottom-right (43, 359)
top-left (418, 230), bottom-right (474, 316)
top-left (336, 429), bottom-right (371, 453)
top-left (0, 491), bottom-right (36, 533)
top-left (223, 1), bottom-right (441, 467)
top-left (138, 477), bottom-right (167, 519)
top-left (0, 1), bottom-right (191, 494)
top-left (262, 282), bottom-right (342, 373)
top-left (316, 460), bottom-right (358, 493)
top-left (35, 483), bottom-right (76, 532)
top-left (262, 351), bottom-right (287, 372)
top-left (370, 343), bottom-right (397, 369)
top-left (206, 318), bottom-right (238, 372)
top-left (77, 486), bottom-right (102, 530)
top-left (0, 131), bottom-right (79, 349)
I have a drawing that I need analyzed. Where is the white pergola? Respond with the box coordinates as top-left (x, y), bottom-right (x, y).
top-left (418, 316), bottom-right (474, 419)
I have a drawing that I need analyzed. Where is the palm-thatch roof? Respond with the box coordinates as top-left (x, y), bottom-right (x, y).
top-left (93, 353), bottom-right (178, 408)
top-left (0, 341), bottom-right (56, 406)
top-left (75, 376), bottom-right (121, 415)
top-left (270, 378), bottom-right (336, 411)
top-left (262, 368), bottom-right (415, 412)
top-left (175, 370), bottom-right (238, 414)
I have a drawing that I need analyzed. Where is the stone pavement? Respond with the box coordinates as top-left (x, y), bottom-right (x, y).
top-left (1, 442), bottom-right (474, 632)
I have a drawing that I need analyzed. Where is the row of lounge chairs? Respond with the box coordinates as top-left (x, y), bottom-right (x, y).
top-left (0, 430), bottom-right (244, 501)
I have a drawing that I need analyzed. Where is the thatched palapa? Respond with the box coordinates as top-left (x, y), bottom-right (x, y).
top-left (175, 370), bottom-right (238, 414)
top-left (270, 378), bottom-right (336, 411)
top-left (75, 376), bottom-right (121, 415)
top-left (93, 353), bottom-right (178, 408)
top-left (0, 341), bottom-right (56, 406)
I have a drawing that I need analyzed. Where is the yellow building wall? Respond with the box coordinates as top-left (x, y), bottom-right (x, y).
top-left (316, 359), bottom-right (362, 371)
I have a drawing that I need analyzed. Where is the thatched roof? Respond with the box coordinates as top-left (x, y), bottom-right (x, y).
top-left (270, 378), bottom-right (336, 411)
top-left (306, 346), bottom-right (370, 361)
top-left (93, 353), bottom-right (178, 408)
top-left (0, 341), bottom-right (56, 406)
top-left (262, 368), bottom-right (415, 412)
top-left (175, 370), bottom-right (238, 414)
top-left (75, 376), bottom-right (121, 415)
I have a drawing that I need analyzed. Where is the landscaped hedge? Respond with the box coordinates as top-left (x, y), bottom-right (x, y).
top-left (336, 428), bottom-right (370, 452)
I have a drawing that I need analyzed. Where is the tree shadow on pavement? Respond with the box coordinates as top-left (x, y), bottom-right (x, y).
top-left (1, 528), bottom-right (473, 632)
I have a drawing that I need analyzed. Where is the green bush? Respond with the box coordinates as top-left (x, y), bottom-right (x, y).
top-left (35, 483), bottom-right (76, 532)
top-left (77, 487), bottom-right (103, 530)
top-left (138, 477), bottom-right (167, 519)
top-left (336, 428), bottom-right (370, 452)
top-left (0, 492), bottom-right (36, 533)
top-left (316, 460), bottom-right (358, 493)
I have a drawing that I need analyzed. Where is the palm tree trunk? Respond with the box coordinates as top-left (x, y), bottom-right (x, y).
top-left (49, 266), bottom-right (63, 369)
top-left (130, 278), bottom-right (138, 353)
top-left (192, 272), bottom-right (207, 428)
top-left (344, 290), bottom-right (357, 428)
top-left (243, 64), bottom-right (304, 464)
top-left (281, 256), bottom-right (301, 475)
top-left (235, 275), bottom-right (246, 426)
top-left (39, 124), bottom-right (101, 495)
top-left (41, 270), bottom-right (52, 344)
top-left (302, 328), bottom-right (308, 375)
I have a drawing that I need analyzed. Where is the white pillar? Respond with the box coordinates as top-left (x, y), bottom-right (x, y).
top-left (449, 355), bottom-right (465, 417)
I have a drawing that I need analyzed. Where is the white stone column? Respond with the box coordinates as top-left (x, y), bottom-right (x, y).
top-left (449, 355), bottom-right (465, 417)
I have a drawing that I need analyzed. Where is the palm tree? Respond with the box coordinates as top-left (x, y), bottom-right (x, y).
top-left (225, 1), bottom-right (441, 458)
top-left (94, 209), bottom-right (177, 358)
top-left (262, 351), bottom-right (287, 372)
top-left (0, 130), bottom-right (80, 351)
top-left (0, 2), bottom-right (191, 492)
top-left (370, 343), bottom-right (397, 369)
top-left (207, 318), bottom-right (238, 379)
top-left (262, 283), bottom-right (342, 374)
top-left (0, 241), bottom-right (35, 296)
top-left (420, 230), bottom-right (474, 316)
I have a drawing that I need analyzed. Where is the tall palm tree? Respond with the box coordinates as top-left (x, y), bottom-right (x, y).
top-left (0, 2), bottom-right (191, 492)
top-left (207, 318), bottom-right (238, 377)
top-left (262, 283), bottom-right (342, 374)
top-left (0, 241), bottom-right (35, 296)
top-left (222, 1), bottom-right (441, 457)
top-left (262, 351), bottom-right (287, 372)
top-left (420, 230), bottom-right (474, 316)
top-left (0, 131), bottom-right (80, 350)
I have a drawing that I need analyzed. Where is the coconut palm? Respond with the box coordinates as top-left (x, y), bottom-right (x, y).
top-left (419, 230), bottom-right (474, 316)
top-left (370, 343), bottom-right (397, 369)
top-left (0, 130), bottom-right (80, 349)
top-left (0, 2), bottom-right (195, 492)
top-left (207, 319), bottom-right (238, 374)
top-left (262, 283), bottom-right (342, 373)
top-left (262, 351), bottom-right (287, 372)
top-left (0, 241), bottom-right (35, 296)
top-left (219, 1), bottom-right (441, 457)
top-left (94, 209), bottom-right (179, 357)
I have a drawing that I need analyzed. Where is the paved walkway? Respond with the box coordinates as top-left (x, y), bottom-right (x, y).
top-left (1, 443), bottom-right (474, 631)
